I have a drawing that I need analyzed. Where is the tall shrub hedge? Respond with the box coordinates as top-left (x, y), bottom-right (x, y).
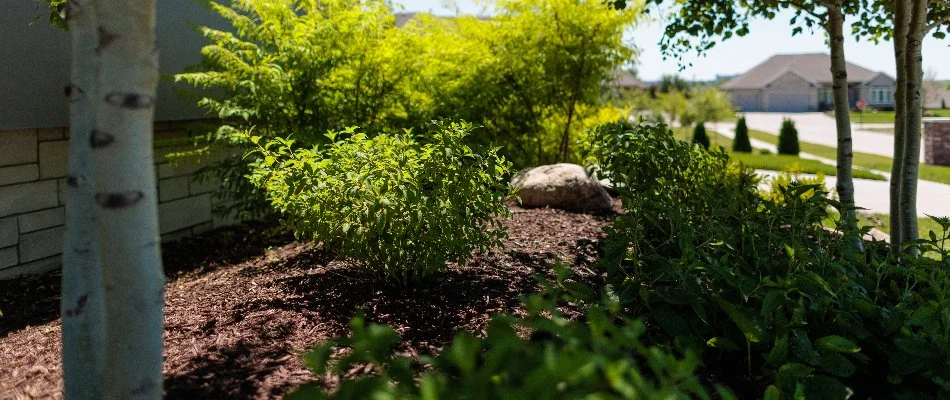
top-left (733, 117), bottom-right (752, 152)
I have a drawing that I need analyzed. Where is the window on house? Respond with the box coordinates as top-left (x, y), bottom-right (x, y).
top-left (870, 87), bottom-right (892, 104)
top-left (819, 88), bottom-right (833, 104)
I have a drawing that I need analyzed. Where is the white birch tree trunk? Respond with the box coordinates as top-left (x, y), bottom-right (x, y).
top-left (890, 0), bottom-right (909, 250)
top-left (899, 0), bottom-right (927, 253)
top-left (827, 5), bottom-right (863, 252)
top-left (61, 0), bottom-right (105, 397)
top-left (90, 0), bottom-right (165, 397)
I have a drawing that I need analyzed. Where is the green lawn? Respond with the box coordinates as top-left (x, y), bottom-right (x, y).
top-left (745, 129), bottom-right (950, 185)
top-left (697, 129), bottom-right (885, 180)
top-left (824, 109), bottom-right (950, 123)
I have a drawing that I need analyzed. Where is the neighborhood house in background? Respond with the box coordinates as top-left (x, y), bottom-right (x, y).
top-left (723, 53), bottom-right (896, 112)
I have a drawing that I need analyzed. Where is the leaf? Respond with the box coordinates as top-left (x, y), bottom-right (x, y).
top-left (803, 375), bottom-right (852, 400)
top-left (707, 337), bottom-right (741, 351)
top-left (301, 345), bottom-right (332, 375)
top-left (764, 385), bottom-right (781, 400)
top-left (715, 297), bottom-right (763, 342)
top-left (818, 352), bottom-right (856, 378)
top-left (815, 336), bottom-right (860, 354)
top-left (561, 280), bottom-right (596, 302)
top-left (768, 333), bottom-right (790, 365)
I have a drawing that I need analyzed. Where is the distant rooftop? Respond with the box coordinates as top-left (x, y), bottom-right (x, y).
top-left (722, 53), bottom-right (890, 90)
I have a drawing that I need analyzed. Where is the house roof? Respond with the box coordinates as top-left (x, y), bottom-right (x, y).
top-left (722, 53), bottom-right (890, 90)
top-left (609, 70), bottom-right (647, 89)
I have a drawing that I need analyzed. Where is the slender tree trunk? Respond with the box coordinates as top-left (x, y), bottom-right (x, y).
top-left (890, 0), bottom-right (909, 250)
top-left (91, 0), bottom-right (165, 398)
top-left (61, 0), bottom-right (105, 398)
top-left (827, 7), bottom-right (863, 251)
top-left (559, 99), bottom-right (577, 162)
top-left (899, 0), bottom-right (928, 253)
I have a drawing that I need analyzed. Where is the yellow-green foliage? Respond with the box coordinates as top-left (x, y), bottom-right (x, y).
top-left (761, 169), bottom-right (828, 205)
top-left (176, 0), bottom-right (422, 145)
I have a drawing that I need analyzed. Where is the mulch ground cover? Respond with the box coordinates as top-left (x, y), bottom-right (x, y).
top-left (0, 200), bottom-right (618, 399)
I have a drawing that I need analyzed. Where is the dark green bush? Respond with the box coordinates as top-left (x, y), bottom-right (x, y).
top-left (288, 270), bottom-right (726, 400)
top-left (692, 122), bottom-right (710, 149)
top-left (733, 117), bottom-right (752, 153)
top-left (777, 118), bottom-right (800, 155)
top-left (589, 120), bottom-right (950, 399)
top-left (245, 121), bottom-right (513, 281)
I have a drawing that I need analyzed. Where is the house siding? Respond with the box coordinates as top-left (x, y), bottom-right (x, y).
top-left (0, 121), bottom-right (236, 280)
top-left (0, 2), bottom-right (243, 279)
top-left (730, 90), bottom-right (763, 112)
top-left (763, 72), bottom-right (818, 112)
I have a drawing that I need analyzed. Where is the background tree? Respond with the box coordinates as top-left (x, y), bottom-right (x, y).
top-left (635, 0), bottom-right (866, 250)
top-left (61, 0), bottom-right (106, 397)
top-left (855, 0), bottom-right (949, 250)
top-left (657, 73), bottom-right (690, 94)
top-left (91, 0), bottom-right (165, 397)
top-left (778, 118), bottom-right (800, 155)
top-left (692, 122), bottom-right (710, 149)
top-left (733, 116), bottom-right (752, 153)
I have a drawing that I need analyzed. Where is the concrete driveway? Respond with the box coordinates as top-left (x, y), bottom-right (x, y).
top-left (738, 112), bottom-right (923, 161)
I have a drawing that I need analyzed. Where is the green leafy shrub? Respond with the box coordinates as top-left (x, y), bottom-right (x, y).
top-left (777, 118), bottom-right (800, 155)
top-left (733, 117), bottom-right (752, 153)
top-left (760, 170), bottom-right (828, 205)
top-left (245, 121), bottom-right (513, 281)
top-left (588, 120), bottom-right (759, 267)
top-left (288, 271), bottom-right (725, 400)
top-left (692, 122), bottom-right (710, 149)
top-left (590, 120), bottom-right (950, 399)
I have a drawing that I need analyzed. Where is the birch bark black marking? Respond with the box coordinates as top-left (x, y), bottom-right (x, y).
top-left (66, 175), bottom-right (83, 187)
top-left (105, 92), bottom-right (155, 109)
top-left (95, 191), bottom-right (144, 209)
top-left (64, 84), bottom-right (84, 102)
top-left (65, 294), bottom-right (88, 317)
top-left (90, 130), bottom-right (115, 148)
top-left (97, 27), bottom-right (118, 51)
top-left (834, 71), bottom-right (847, 79)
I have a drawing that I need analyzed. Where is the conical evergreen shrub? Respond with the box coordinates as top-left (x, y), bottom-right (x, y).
top-left (732, 117), bottom-right (752, 153)
top-left (777, 118), bottom-right (799, 155)
top-left (692, 122), bottom-right (710, 150)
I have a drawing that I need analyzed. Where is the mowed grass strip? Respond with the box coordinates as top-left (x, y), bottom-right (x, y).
top-left (695, 129), bottom-right (885, 180)
top-left (745, 129), bottom-right (950, 185)
top-left (729, 153), bottom-right (885, 180)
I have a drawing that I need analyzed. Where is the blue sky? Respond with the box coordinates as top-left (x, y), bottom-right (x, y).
top-left (392, 0), bottom-right (950, 81)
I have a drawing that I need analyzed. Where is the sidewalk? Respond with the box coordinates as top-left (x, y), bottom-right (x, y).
top-left (738, 112), bottom-right (923, 162)
top-left (710, 122), bottom-right (950, 217)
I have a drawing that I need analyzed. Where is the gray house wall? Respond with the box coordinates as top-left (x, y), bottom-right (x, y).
top-left (0, 1), bottom-right (235, 279)
top-left (0, 1), bottom-right (228, 129)
top-left (763, 71), bottom-right (818, 112)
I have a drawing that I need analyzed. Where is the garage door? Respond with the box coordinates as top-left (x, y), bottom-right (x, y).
top-left (767, 91), bottom-right (813, 112)
top-left (731, 92), bottom-right (762, 112)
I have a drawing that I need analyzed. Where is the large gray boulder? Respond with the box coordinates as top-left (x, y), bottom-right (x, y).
top-left (511, 163), bottom-right (613, 212)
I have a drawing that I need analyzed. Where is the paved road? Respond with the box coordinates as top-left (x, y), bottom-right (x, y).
top-left (736, 112), bottom-right (924, 161)
top-left (710, 122), bottom-right (950, 217)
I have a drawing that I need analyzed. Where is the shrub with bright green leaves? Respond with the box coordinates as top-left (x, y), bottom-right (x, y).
top-left (288, 270), bottom-right (727, 400)
top-left (777, 118), bottom-right (800, 155)
top-left (733, 117), bottom-right (752, 153)
top-left (590, 120), bottom-right (950, 398)
top-left (588, 120), bottom-right (760, 264)
top-left (244, 121), bottom-right (513, 281)
top-left (692, 122), bottom-right (710, 149)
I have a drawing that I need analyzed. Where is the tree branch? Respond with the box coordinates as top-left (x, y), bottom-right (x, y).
top-left (925, 14), bottom-right (949, 32)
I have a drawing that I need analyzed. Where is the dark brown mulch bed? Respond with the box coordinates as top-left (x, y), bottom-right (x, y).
top-left (0, 201), bottom-right (617, 399)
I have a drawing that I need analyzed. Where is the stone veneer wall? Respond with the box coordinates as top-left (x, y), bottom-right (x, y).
top-left (924, 119), bottom-right (950, 167)
top-left (0, 120), bottom-right (236, 280)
